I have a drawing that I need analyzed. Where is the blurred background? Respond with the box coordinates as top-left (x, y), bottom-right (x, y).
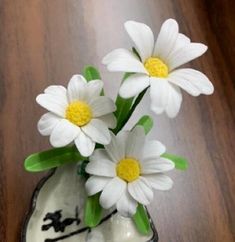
top-left (0, 0), bottom-right (234, 241)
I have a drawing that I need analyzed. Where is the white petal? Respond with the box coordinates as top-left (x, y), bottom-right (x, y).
top-left (90, 96), bottom-right (116, 117)
top-left (85, 176), bottom-right (111, 196)
top-left (36, 93), bottom-right (67, 117)
top-left (37, 112), bottom-right (61, 136)
top-left (165, 83), bottom-right (182, 118)
top-left (124, 21), bottom-right (154, 61)
top-left (74, 130), bottom-right (95, 157)
top-left (85, 159), bottom-right (116, 177)
top-left (128, 177), bottom-right (153, 205)
top-left (141, 157), bottom-right (175, 174)
top-left (100, 177), bottom-right (126, 209)
top-left (102, 48), bottom-right (147, 74)
top-left (86, 79), bottom-right (103, 100)
top-left (116, 186), bottom-right (138, 217)
top-left (168, 43), bottom-right (208, 71)
top-left (44, 85), bottom-right (67, 98)
top-left (154, 19), bottom-right (179, 61)
top-left (49, 119), bottom-right (80, 147)
top-left (105, 131), bottom-right (128, 163)
top-left (126, 126), bottom-right (145, 159)
top-left (90, 148), bottom-right (110, 162)
top-left (102, 48), bottom-right (130, 64)
top-left (99, 113), bottom-right (117, 129)
top-left (82, 119), bottom-right (111, 145)
top-left (171, 33), bottom-right (190, 53)
top-left (67, 74), bottom-right (87, 102)
top-left (144, 174), bottom-right (173, 191)
top-left (143, 140), bottom-right (166, 159)
top-left (169, 68), bottom-right (214, 96)
top-left (119, 74), bottom-right (150, 98)
top-left (149, 78), bottom-right (170, 114)
top-left (150, 78), bottom-right (182, 117)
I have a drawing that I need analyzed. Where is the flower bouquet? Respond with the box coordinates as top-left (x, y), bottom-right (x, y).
top-left (22, 19), bottom-right (214, 242)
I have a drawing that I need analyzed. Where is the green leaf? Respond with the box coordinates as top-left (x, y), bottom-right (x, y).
top-left (135, 115), bottom-right (153, 135)
top-left (24, 145), bottom-right (84, 172)
top-left (77, 160), bottom-right (89, 178)
top-left (113, 73), bottom-right (134, 133)
top-left (162, 153), bottom-right (188, 170)
top-left (133, 204), bottom-right (151, 235)
top-left (115, 87), bottom-right (147, 134)
top-left (83, 65), bottom-right (101, 81)
top-left (84, 193), bottom-right (103, 227)
top-left (114, 74), bottom-right (148, 134)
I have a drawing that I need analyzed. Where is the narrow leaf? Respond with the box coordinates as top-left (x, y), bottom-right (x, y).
top-left (135, 115), bottom-right (153, 135)
top-left (84, 193), bottom-right (103, 227)
top-left (113, 73), bottom-right (134, 133)
top-left (83, 65), bottom-right (101, 81)
top-left (116, 87), bottom-right (147, 134)
top-left (162, 153), bottom-right (188, 170)
top-left (24, 145), bottom-right (84, 172)
top-left (133, 204), bottom-right (151, 235)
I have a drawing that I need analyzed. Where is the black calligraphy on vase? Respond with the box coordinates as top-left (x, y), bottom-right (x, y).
top-left (42, 207), bottom-right (81, 233)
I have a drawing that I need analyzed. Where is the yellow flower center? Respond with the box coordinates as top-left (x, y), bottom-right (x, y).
top-left (116, 158), bottom-right (140, 182)
top-left (65, 101), bottom-right (92, 126)
top-left (144, 57), bottom-right (168, 78)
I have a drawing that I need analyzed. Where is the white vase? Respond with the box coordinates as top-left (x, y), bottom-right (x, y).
top-left (21, 163), bottom-right (158, 242)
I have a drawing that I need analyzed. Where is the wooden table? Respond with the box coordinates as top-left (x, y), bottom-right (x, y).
top-left (0, 0), bottom-right (234, 241)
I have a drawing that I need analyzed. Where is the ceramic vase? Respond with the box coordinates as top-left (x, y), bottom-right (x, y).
top-left (21, 163), bottom-right (158, 242)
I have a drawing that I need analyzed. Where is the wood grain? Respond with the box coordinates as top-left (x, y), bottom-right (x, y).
top-left (0, 0), bottom-right (234, 241)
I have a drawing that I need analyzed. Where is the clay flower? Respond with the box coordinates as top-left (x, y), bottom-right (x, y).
top-left (103, 19), bottom-right (214, 117)
top-left (85, 126), bottom-right (174, 216)
top-left (36, 75), bottom-right (116, 157)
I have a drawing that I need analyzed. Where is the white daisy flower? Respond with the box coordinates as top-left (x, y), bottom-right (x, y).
top-left (36, 75), bottom-right (116, 157)
top-left (85, 126), bottom-right (174, 217)
top-left (102, 19), bottom-right (214, 118)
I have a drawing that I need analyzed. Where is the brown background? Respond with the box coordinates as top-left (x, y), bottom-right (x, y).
top-left (0, 0), bottom-right (235, 241)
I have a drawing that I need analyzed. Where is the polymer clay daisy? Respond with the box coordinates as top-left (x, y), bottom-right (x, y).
top-left (85, 126), bottom-right (174, 216)
top-left (36, 75), bottom-right (116, 157)
top-left (103, 19), bottom-right (214, 117)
